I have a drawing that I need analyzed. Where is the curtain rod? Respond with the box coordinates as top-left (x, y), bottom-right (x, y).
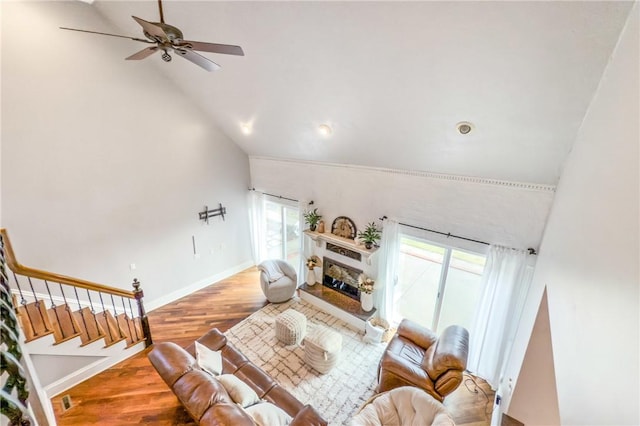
top-left (248, 188), bottom-right (303, 204)
top-left (380, 216), bottom-right (537, 255)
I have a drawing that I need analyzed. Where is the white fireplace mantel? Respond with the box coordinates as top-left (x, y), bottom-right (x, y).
top-left (303, 230), bottom-right (379, 264)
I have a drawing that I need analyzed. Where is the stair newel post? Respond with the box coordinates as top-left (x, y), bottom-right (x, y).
top-left (132, 279), bottom-right (152, 347)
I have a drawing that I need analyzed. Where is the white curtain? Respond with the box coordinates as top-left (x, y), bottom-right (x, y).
top-left (468, 245), bottom-right (532, 388)
top-left (248, 191), bottom-right (266, 265)
top-left (375, 218), bottom-right (399, 322)
top-left (296, 201), bottom-right (307, 286)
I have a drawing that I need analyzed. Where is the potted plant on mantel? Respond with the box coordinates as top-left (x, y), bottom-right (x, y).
top-left (304, 208), bottom-right (322, 231)
top-left (358, 222), bottom-right (381, 249)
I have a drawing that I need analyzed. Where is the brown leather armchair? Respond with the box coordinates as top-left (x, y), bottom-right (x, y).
top-left (376, 319), bottom-right (469, 402)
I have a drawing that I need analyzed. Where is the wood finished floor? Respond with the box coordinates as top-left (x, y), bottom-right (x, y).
top-left (51, 267), bottom-right (494, 425)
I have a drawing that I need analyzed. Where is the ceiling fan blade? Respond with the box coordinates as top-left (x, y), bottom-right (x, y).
top-left (59, 27), bottom-right (152, 44)
top-left (132, 16), bottom-right (169, 42)
top-left (126, 46), bottom-right (159, 60)
top-left (178, 40), bottom-right (244, 56)
top-left (175, 49), bottom-right (221, 72)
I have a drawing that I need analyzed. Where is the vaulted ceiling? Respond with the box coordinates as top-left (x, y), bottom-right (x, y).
top-left (69, 1), bottom-right (635, 184)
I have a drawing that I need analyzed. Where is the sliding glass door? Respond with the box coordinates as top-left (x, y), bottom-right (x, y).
top-left (394, 235), bottom-right (486, 332)
top-left (264, 199), bottom-right (301, 274)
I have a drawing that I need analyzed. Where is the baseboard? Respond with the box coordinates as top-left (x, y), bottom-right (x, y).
top-left (12, 259), bottom-right (256, 315)
top-left (44, 341), bottom-right (146, 397)
top-left (145, 260), bottom-right (255, 312)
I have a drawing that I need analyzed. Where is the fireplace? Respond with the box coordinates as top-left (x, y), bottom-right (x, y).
top-left (322, 257), bottom-right (362, 301)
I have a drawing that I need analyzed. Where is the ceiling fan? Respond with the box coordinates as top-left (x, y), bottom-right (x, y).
top-left (60, 0), bottom-right (244, 71)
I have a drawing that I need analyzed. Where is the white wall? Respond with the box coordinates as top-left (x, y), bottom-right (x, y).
top-left (250, 158), bottom-right (555, 252)
top-left (504, 4), bottom-right (639, 424)
top-left (1, 3), bottom-right (253, 305)
top-left (31, 354), bottom-right (100, 388)
top-left (507, 289), bottom-right (560, 424)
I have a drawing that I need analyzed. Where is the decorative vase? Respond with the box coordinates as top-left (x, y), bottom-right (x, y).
top-left (307, 268), bottom-right (316, 285)
top-left (313, 266), bottom-right (323, 283)
top-left (360, 292), bottom-right (374, 312)
top-left (317, 220), bottom-right (325, 233)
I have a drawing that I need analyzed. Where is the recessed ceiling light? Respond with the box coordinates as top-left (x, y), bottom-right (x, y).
top-left (318, 124), bottom-right (332, 136)
top-left (240, 123), bottom-right (252, 135)
top-left (456, 121), bottom-right (474, 135)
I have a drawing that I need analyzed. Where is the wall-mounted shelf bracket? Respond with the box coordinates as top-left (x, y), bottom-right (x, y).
top-left (199, 203), bottom-right (226, 224)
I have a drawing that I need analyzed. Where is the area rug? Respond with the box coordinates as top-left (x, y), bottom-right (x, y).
top-left (224, 297), bottom-right (386, 425)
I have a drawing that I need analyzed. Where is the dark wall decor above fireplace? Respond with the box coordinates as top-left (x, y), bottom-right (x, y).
top-left (323, 257), bottom-right (362, 300)
top-left (326, 242), bottom-right (362, 262)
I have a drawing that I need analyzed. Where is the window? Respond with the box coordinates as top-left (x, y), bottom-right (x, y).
top-left (264, 199), bottom-right (301, 273)
top-left (393, 235), bottom-right (486, 333)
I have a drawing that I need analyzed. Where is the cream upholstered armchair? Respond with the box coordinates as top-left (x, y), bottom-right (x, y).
top-left (257, 259), bottom-right (297, 303)
top-left (351, 386), bottom-right (454, 426)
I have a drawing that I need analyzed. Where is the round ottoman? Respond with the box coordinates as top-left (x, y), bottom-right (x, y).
top-left (351, 386), bottom-right (455, 426)
top-left (275, 309), bottom-right (307, 345)
top-left (304, 326), bottom-right (342, 374)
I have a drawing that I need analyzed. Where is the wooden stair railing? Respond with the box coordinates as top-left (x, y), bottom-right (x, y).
top-left (0, 229), bottom-right (152, 351)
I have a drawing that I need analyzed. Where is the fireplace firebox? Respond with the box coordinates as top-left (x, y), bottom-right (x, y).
top-left (322, 257), bottom-right (362, 301)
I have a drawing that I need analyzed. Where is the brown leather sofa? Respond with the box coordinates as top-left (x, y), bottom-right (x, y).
top-left (376, 319), bottom-right (469, 402)
top-left (148, 328), bottom-right (327, 426)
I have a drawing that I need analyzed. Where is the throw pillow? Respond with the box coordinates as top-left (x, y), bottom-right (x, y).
top-left (244, 402), bottom-right (292, 426)
top-left (195, 341), bottom-right (222, 376)
top-left (217, 374), bottom-right (261, 408)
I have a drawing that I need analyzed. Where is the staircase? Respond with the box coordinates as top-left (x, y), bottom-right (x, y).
top-left (0, 229), bottom-right (153, 425)
top-left (13, 285), bottom-right (147, 354)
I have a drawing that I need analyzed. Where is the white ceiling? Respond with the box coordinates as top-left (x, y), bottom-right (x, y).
top-left (85, 1), bottom-right (633, 185)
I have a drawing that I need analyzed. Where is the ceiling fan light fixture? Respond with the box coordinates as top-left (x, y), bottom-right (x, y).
top-left (456, 121), bottom-right (474, 135)
top-left (318, 124), bottom-right (332, 136)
